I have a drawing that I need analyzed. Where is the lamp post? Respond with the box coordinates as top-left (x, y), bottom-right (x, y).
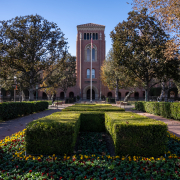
top-left (13, 76), bottom-right (17, 102)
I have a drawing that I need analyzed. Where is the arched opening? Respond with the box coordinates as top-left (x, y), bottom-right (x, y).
top-left (87, 89), bottom-right (95, 99)
top-left (107, 92), bottom-right (112, 98)
top-left (118, 92), bottom-right (121, 100)
top-left (143, 91), bottom-right (145, 98)
top-left (125, 92), bottom-right (129, 97)
top-left (87, 69), bottom-right (90, 78)
top-left (42, 92), bottom-right (47, 100)
top-left (134, 92), bottom-right (139, 100)
top-left (60, 92), bottom-right (64, 99)
top-left (69, 92), bottom-right (74, 98)
top-left (87, 48), bottom-right (90, 61)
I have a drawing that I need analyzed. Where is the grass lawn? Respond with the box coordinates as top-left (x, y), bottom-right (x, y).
top-left (0, 129), bottom-right (180, 179)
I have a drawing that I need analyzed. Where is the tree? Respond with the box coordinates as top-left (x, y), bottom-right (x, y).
top-left (0, 14), bottom-right (68, 100)
top-left (111, 8), bottom-right (179, 101)
top-left (41, 54), bottom-right (76, 99)
top-left (100, 49), bottom-right (143, 102)
top-left (132, 0), bottom-right (180, 61)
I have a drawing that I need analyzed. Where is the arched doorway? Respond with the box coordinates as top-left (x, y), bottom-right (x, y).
top-left (60, 92), bottom-right (64, 99)
top-left (118, 92), bottom-right (121, 100)
top-left (87, 89), bottom-right (95, 99)
top-left (42, 92), bottom-right (47, 99)
top-left (107, 92), bottom-right (112, 98)
top-left (134, 92), bottom-right (139, 100)
top-left (69, 92), bottom-right (74, 98)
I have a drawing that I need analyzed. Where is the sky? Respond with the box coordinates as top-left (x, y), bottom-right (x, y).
top-left (1, 0), bottom-right (133, 57)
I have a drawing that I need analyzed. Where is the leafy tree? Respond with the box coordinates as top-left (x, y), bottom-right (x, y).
top-left (100, 49), bottom-right (143, 102)
top-left (111, 8), bottom-right (179, 101)
top-left (41, 54), bottom-right (76, 99)
top-left (132, 0), bottom-right (180, 61)
top-left (0, 14), bottom-right (68, 100)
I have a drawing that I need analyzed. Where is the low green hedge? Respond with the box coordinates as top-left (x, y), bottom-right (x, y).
top-left (135, 101), bottom-right (180, 120)
top-left (26, 109), bottom-right (167, 157)
top-left (0, 101), bottom-right (48, 120)
top-left (62, 104), bottom-right (125, 112)
top-left (25, 112), bottom-right (81, 155)
top-left (105, 112), bottom-right (168, 157)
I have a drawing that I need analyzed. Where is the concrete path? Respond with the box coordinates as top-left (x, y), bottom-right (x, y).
top-left (115, 104), bottom-right (180, 138)
top-left (0, 104), bottom-right (73, 140)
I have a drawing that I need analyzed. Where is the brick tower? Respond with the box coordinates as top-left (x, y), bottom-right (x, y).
top-left (76, 23), bottom-right (106, 100)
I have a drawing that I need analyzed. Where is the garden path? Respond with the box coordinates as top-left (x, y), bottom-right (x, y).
top-left (0, 104), bottom-right (73, 140)
top-left (122, 105), bottom-right (180, 138)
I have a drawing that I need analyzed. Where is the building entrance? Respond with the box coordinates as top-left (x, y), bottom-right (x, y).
top-left (87, 89), bottom-right (95, 99)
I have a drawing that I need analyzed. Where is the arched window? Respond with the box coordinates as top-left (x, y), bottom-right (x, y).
top-left (107, 92), bottom-right (112, 98)
top-left (92, 69), bottom-right (95, 78)
top-left (87, 69), bottom-right (90, 78)
top-left (69, 92), bottom-right (74, 98)
top-left (93, 33), bottom-right (95, 40)
top-left (87, 48), bottom-right (90, 61)
top-left (92, 49), bottom-right (95, 61)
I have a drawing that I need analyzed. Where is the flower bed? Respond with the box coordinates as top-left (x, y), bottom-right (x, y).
top-left (1, 130), bottom-right (180, 179)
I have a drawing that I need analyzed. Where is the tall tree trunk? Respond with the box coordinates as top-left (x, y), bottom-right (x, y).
top-left (115, 78), bottom-right (119, 102)
top-left (160, 82), bottom-right (170, 102)
top-left (29, 88), bottom-right (34, 101)
top-left (124, 91), bottom-right (134, 102)
top-left (22, 90), bottom-right (25, 101)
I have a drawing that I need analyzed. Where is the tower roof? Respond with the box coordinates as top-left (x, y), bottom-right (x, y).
top-left (77, 23), bottom-right (105, 28)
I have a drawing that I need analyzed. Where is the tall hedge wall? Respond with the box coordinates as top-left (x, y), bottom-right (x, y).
top-left (135, 101), bottom-right (180, 120)
top-left (0, 101), bottom-right (48, 120)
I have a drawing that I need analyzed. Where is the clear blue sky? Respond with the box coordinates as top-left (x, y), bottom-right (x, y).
top-left (1, 0), bottom-right (133, 56)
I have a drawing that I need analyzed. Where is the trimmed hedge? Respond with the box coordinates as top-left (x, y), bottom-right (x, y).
top-left (105, 112), bottom-right (168, 157)
top-left (26, 108), bottom-right (168, 157)
top-left (0, 101), bottom-right (48, 120)
top-left (25, 112), bottom-right (81, 155)
top-left (62, 104), bottom-right (125, 112)
top-left (135, 101), bottom-right (180, 120)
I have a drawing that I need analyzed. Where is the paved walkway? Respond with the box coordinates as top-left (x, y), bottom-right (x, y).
top-left (0, 103), bottom-right (180, 140)
top-left (121, 105), bottom-right (180, 138)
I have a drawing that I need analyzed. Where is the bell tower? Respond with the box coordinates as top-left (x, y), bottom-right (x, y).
top-left (76, 23), bottom-right (105, 100)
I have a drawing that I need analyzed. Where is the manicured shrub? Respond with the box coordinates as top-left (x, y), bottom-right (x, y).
top-left (105, 112), bottom-right (168, 157)
top-left (135, 101), bottom-right (180, 120)
top-left (25, 112), bottom-right (81, 155)
top-left (0, 101), bottom-right (48, 120)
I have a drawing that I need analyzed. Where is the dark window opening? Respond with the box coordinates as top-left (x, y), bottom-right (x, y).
top-left (96, 33), bottom-right (98, 40)
top-left (93, 33), bottom-right (95, 40)
top-left (87, 33), bottom-right (89, 40)
top-left (107, 92), bottom-right (112, 98)
top-left (84, 33), bottom-right (86, 40)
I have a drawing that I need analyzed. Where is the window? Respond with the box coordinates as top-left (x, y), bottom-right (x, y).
top-left (96, 33), bottom-right (98, 40)
top-left (92, 69), bottom-right (95, 78)
top-left (87, 48), bottom-right (90, 61)
top-left (87, 33), bottom-right (89, 40)
top-left (92, 49), bottom-right (95, 61)
top-left (84, 33), bottom-right (86, 40)
top-left (87, 69), bottom-right (90, 78)
top-left (93, 33), bottom-right (95, 40)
